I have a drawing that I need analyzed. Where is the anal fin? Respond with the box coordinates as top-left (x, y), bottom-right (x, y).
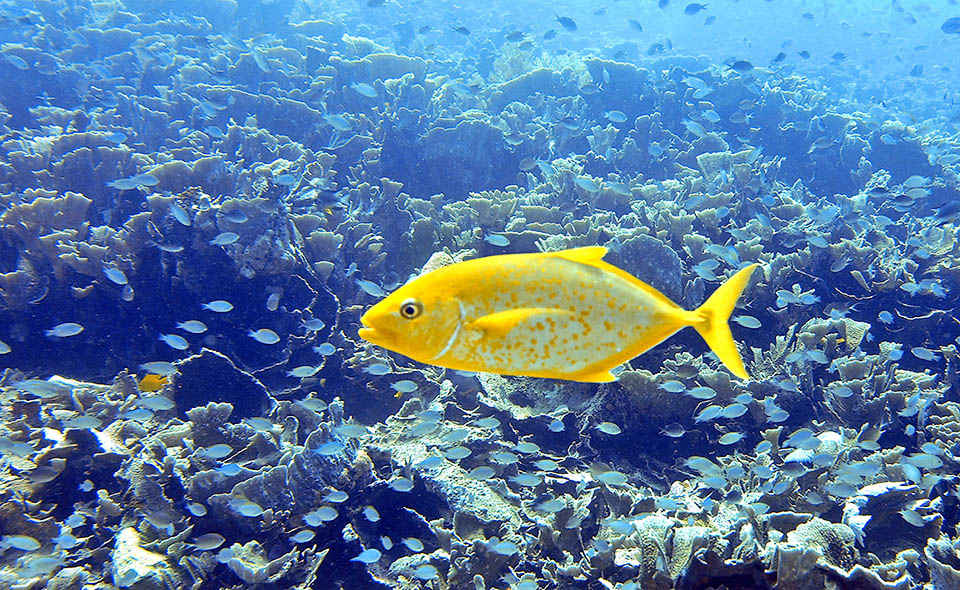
top-left (569, 369), bottom-right (618, 383)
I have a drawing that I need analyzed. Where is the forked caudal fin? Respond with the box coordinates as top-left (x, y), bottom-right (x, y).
top-left (692, 263), bottom-right (760, 379)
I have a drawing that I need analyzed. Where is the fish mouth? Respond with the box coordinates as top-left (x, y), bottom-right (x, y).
top-left (358, 327), bottom-right (393, 350)
top-left (358, 315), bottom-right (393, 348)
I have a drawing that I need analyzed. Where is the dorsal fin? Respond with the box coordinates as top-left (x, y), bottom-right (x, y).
top-left (548, 246), bottom-right (608, 266)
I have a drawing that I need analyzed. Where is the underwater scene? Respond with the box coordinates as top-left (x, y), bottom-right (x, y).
top-left (2, 0), bottom-right (960, 588)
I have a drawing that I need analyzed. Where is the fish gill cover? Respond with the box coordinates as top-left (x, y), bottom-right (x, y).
top-left (0, 0), bottom-right (958, 589)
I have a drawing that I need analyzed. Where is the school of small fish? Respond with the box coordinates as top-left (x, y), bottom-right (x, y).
top-left (0, 0), bottom-right (959, 588)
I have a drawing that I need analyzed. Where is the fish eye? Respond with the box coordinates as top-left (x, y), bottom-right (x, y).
top-left (399, 299), bottom-right (423, 319)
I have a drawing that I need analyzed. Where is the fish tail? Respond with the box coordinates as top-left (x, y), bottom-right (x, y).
top-left (691, 263), bottom-right (760, 379)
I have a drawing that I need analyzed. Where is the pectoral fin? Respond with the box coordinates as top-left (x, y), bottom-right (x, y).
top-left (466, 308), bottom-right (572, 339)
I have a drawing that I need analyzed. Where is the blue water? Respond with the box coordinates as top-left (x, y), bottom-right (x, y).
top-left (0, 1), bottom-right (959, 588)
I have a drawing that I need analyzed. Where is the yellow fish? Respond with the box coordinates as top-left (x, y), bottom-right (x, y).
top-left (359, 247), bottom-right (758, 382)
top-left (138, 374), bottom-right (169, 392)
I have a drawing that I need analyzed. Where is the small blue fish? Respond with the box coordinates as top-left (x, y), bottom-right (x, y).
top-left (682, 118), bottom-right (707, 138)
top-left (595, 422), bottom-right (621, 435)
top-left (660, 423), bottom-right (685, 437)
top-left (402, 537), bottom-right (424, 551)
top-left (290, 530), bottom-right (315, 543)
top-left (324, 490), bottom-right (349, 503)
top-left (510, 473), bottom-right (541, 487)
top-left (202, 300), bottom-right (233, 313)
top-left (314, 342), bottom-right (336, 355)
top-left (363, 363), bottom-right (391, 375)
top-left (513, 441), bottom-right (540, 453)
top-left (474, 417), bottom-right (501, 428)
top-left (103, 266), bottom-right (128, 285)
top-left (702, 109), bottom-right (721, 123)
top-left (595, 470), bottom-right (628, 485)
top-left (3, 54), bottom-right (29, 70)
top-left (138, 396), bottom-right (175, 410)
top-left (314, 441), bottom-right (345, 456)
top-left (694, 405), bottom-right (722, 422)
top-left (466, 466), bottom-right (495, 480)
top-left (209, 232), bottom-right (240, 246)
top-left (106, 178), bottom-right (138, 190)
top-left (903, 175), bottom-right (930, 188)
top-left (732, 315), bottom-right (761, 328)
top-left (304, 507), bottom-right (339, 525)
top-left (443, 446), bottom-right (471, 460)
top-left (603, 110), bottom-right (627, 123)
top-left (201, 443), bottom-right (233, 459)
top-left (248, 329), bottom-right (280, 345)
top-left (336, 424), bottom-right (368, 438)
top-left (45, 322), bottom-right (84, 338)
top-left (176, 320), bottom-right (207, 334)
top-left (133, 173), bottom-right (159, 187)
top-left (413, 565), bottom-right (439, 580)
top-left (490, 540), bottom-right (520, 555)
top-left (535, 459), bottom-right (559, 471)
top-left (687, 386), bottom-right (717, 400)
top-left (574, 177), bottom-right (600, 192)
top-left (720, 403), bottom-right (747, 418)
top-left (156, 242), bottom-right (184, 253)
top-left (391, 379), bottom-right (418, 393)
top-left (900, 282), bottom-right (921, 296)
top-left (303, 319), bottom-right (326, 332)
top-left (768, 409), bottom-right (790, 422)
top-left (362, 506), bottom-right (381, 522)
top-left (350, 82), bottom-right (377, 98)
top-left (911, 347), bottom-right (939, 361)
top-left (185, 502), bottom-right (207, 517)
top-left (350, 548), bottom-right (381, 564)
top-left (159, 333), bottom-right (189, 350)
top-left (287, 365), bottom-right (319, 378)
top-left (415, 456), bottom-right (444, 469)
top-left (140, 361), bottom-right (177, 375)
top-left (216, 463), bottom-right (242, 476)
top-left (323, 114), bottom-right (352, 132)
top-left (535, 160), bottom-right (556, 176)
top-left (388, 478), bottom-right (414, 492)
top-left (831, 385), bottom-right (854, 398)
top-left (693, 260), bottom-right (719, 281)
top-left (484, 233), bottom-right (510, 247)
top-left (123, 408), bottom-right (154, 422)
top-left (220, 209), bottom-right (248, 224)
top-left (356, 279), bottom-right (387, 297)
top-left (659, 380), bottom-right (686, 393)
top-left (266, 292), bottom-right (280, 311)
